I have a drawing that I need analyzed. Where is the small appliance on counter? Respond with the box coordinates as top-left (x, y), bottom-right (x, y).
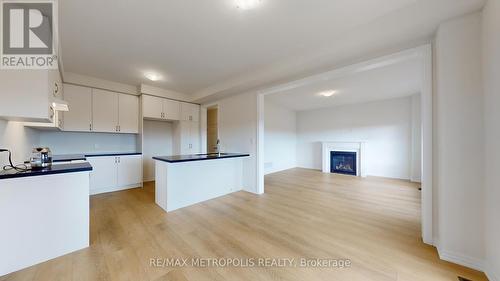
top-left (30, 147), bottom-right (53, 169)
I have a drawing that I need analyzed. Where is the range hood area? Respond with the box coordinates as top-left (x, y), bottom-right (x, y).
top-left (23, 99), bottom-right (69, 130)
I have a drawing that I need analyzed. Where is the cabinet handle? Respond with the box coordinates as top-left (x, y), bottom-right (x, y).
top-left (53, 82), bottom-right (59, 97)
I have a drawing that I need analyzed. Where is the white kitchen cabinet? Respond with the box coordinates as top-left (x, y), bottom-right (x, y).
top-left (92, 89), bottom-right (119, 133)
top-left (63, 84), bottom-right (92, 132)
top-left (48, 69), bottom-right (63, 100)
top-left (87, 156), bottom-right (117, 193)
top-left (0, 69), bottom-right (64, 122)
top-left (64, 85), bottom-right (139, 134)
top-left (142, 95), bottom-right (163, 119)
top-left (118, 94), bottom-right (139, 134)
top-left (174, 121), bottom-right (201, 155)
top-left (117, 155), bottom-right (143, 187)
top-left (142, 95), bottom-right (181, 121)
top-left (87, 154), bottom-right (143, 195)
top-left (180, 102), bottom-right (200, 122)
top-left (190, 122), bottom-right (200, 153)
top-left (164, 99), bottom-right (180, 120)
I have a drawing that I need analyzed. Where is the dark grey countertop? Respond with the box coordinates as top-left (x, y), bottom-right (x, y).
top-left (52, 152), bottom-right (142, 162)
top-left (153, 153), bottom-right (250, 163)
top-left (0, 162), bottom-right (93, 180)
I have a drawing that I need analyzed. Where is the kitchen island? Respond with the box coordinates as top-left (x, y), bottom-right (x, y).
top-left (0, 162), bottom-right (92, 276)
top-left (153, 153), bottom-right (250, 212)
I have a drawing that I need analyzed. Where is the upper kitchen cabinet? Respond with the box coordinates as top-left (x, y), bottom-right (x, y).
top-left (92, 89), bottom-right (119, 133)
top-left (118, 94), bottom-right (139, 134)
top-left (63, 84), bottom-right (139, 134)
top-left (142, 95), bottom-right (163, 119)
top-left (0, 69), bottom-right (64, 122)
top-left (142, 95), bottom-right (181, 121)
top-left (92, 89), bottom-right (139, 134)
top-left (180, 102), bottom-right (200, 122)
top-left (164, 99), bottom-right (180, 120)
top-left (62, 84), bottom-right (92, 132)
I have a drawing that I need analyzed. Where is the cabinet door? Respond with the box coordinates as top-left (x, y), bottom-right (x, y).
top-left (92, 89), bottom-right (119, 133)
top-left (190, 104), bottom-right (200, 122)
top-left (87, 156), bottom-right (118, 193)
top-left (163, 99), bottom-right (180, 120)
top-left (190, 122), bottom-right (201, 153)
top-left (117, 155), bottom-right (142, 187)
top-left (63, 84), bottom-right (92, 132)
top-left (118, 94), bottom-right (139, 133)
top-left (176, 121), bottom-right (191, 154)
top-left (180, 103), bottom-right (200, 122)
top-left (142, 95), bottom-right (163, 119)
top-left (180, 102), bottom-right (191, 121)
top-left (48, 69), bottom-right (63, 100)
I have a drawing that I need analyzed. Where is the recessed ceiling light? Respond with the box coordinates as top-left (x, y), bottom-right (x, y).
top-left (235, 0), bottom-right (262, 10)
top-left (318, 90), bottom-right (337, 97)
top-left (144, 72), bottom-right (163, 82)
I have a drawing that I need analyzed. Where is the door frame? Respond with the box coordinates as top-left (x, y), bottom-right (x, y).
top-left (200, 103), bottom-right (220, 154)
top-left (255, 44), bottom-right (434, 245)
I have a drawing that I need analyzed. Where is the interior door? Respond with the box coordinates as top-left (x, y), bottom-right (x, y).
top-left (118, 94), bottom-right (139, 133)
top-left (87, 156), bottom-right (117, 194)
top-left (117, 155), bottom-right (143, 187)
top-left (142, 95), bottom-right (163, 119)
top-left (207, 107), bottom-right (218, 153)
top-left (92, 89), bottom-right (119, 132)
top-left (62, 84), bottom-right (92, 132)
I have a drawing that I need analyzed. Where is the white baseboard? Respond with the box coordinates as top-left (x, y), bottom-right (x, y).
top-left (143, 177), bottom-right (155, 182)
top-left (485, 262), bottom-right (500, 281)
top-left (436, 246), bottom-right (484, 272)
top-left (90, 183), bottom-right (142, 195)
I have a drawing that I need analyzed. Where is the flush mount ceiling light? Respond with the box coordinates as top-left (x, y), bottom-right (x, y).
top-left (235, 0), bottom-right (262, 10)
top-left (144, 72), bottom-right (163, 82)
top-left (318, 90), bottom-right (337, 97)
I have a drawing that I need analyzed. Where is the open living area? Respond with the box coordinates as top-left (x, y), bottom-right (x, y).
top-left (0, 0), bottom-right (499, 280)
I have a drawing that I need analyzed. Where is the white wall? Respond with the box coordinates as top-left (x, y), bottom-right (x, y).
top-left (142, 120), bottom-right (173, 182)
top-left (296, 96), bottom-right (417, 180)
top-left (482, 1), bottom-right (500, 279)
top-left (38, 131), bottom-right (138, 154)
top-left (434, 12), bottom-right (485, 270)
top-left (410, 94), bottom-right (422, 182)
top-left (207, 91), bottom-right (258, 193)
top-left (0, 121), bottom-right (40, 166)
top-left (264, 100), bottom-right (297, 174)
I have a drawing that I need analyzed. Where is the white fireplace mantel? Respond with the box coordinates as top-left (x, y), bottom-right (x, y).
top-left (322, 142), bottom-right (367, 177)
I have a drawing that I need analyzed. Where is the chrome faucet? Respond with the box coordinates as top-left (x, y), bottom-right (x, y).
top-left (216, 139), bottom-right (221, 156)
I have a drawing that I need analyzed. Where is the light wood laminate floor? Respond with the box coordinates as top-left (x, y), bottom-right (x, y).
top-left (1, 168), bottom-right (487, 281)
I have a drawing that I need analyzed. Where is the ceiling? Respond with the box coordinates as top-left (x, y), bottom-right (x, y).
top-left (59, 0), bottom-right (486, 100)
top-left (265, 56), bottom-right (421, 111)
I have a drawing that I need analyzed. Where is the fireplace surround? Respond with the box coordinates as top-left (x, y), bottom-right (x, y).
top-left (322, 141), bottom-right (366, 177)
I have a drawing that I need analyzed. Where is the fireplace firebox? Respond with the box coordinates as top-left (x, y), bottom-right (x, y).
top-left (330, 151), bottom-right (357, 176)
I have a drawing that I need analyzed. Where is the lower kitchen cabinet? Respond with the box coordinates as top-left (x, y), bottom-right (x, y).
top-left (87, 154), bottom-right (142, 195)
